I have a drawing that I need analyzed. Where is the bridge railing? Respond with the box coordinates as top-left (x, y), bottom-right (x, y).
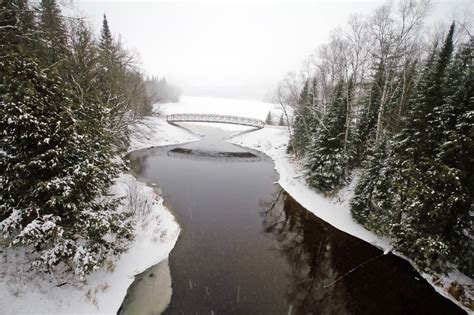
top-left (166, 113), bottom-right (265, 128)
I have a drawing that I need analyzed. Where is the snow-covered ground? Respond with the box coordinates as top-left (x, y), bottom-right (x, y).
top-left (128, 114), bottom-right (199, 152)
top-left (0, 156), bottom-right (180, 312)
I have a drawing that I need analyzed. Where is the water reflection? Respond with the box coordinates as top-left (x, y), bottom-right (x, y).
top-left (260, 191), bottom-right (465, 315)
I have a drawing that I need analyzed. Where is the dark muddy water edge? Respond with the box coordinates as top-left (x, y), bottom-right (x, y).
top-left (120, 125), bottom-right (465, 315)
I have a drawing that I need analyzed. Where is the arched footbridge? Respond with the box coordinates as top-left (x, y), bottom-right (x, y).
top-left (166, 113), bottom-right (265, 129)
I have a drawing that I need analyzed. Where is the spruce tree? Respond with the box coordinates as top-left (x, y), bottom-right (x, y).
top-left (265, 111), bottom-right (273, 125)
top-left (279, 114), bottom-right (286, 126)
top-left (100, 14), bottom-right (113, 53)
top-left (307, 77), bottom-right (321, 140)
top-left (37, 0), bottom-right (69, 66)
top-left (398, 23), bottom-right (455, 159)
top-left (0, 0), bottom-right (36, 55)
top-left (0, 57), bottom-right (133, 276)
top-left (305, 81), bottom-right (349, 192)
top-left (386, 23), bottom-right (470, 273)
top-left (98, 13), bottom-right (117, 98)
top-left (427, 40), bottom-right (473, 276)
top-left (353, 63), bottom-right (384, 164)
top-left (292, 79), bottom-right (312, 156)
top-left (350, 138), bottom-right (395, 234)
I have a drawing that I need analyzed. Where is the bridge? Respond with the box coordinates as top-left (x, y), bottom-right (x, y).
top-left (166, 113), bottom-right (265, 129)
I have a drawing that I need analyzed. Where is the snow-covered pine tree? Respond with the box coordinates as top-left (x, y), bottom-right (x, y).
top-left (265, 111), bottom-right (273, 125)
top-left (426, 39), bottom-right (473, 276)
top-left (97, 14), bottom-right (154, 147)
top-left (97, 14), bottom-right (118, 102)
top-left (279, 114), bottom-right (286, 126)
top-left (0, 0), bottom-right (36, 55)
top-left (291, 79), bottom-right (311, 156)
top-left (305, 81), bottom-right (349, 193)
top-left (37, 0), bottom-right (69, 66)
top-left (0, 57), bottom-right (134, 277)
top-left (307, 76), bottom-right (321, 140)
top-left (387, 23), bottom-right (468, 273)
top-left (100, 14), bottom-right (113, 52)
top-left (352, 63), bottom-right (384, 164)
top-left (350, 137), bottom-right (396, 235)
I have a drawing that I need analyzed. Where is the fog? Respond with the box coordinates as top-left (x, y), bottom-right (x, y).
top-left (72, 0), bottom-right (472, 100)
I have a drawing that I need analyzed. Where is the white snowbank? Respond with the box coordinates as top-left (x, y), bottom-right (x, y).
top-left (0, 172), bottom-right (179, 314)
top-left (128, 115), bottom-right (199, 152)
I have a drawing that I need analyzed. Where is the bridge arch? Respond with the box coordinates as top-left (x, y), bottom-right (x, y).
top-left (166, 113), bottom-right (265, 129)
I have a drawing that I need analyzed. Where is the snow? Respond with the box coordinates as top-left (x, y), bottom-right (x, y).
top-left (1, 95), bottom-right (471, 313)
top-left (0, 173), bottom-right (179, 314)
top-left (128, 114), bottom-right (199, 152)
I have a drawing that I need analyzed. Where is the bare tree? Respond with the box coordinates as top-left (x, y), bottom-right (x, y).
top-left (371, 0), bottom-right (432, 140)
top-left (273, 72), bottom-right (300, 156)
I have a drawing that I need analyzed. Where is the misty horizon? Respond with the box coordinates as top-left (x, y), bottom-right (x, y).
top-left (68, 0), bottom-right (471, 100)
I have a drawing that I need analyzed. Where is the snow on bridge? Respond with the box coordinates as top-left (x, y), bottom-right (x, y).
top-left (166, 113), bottom-right (265, 129)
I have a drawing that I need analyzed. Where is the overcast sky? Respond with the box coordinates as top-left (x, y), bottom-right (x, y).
top-left (70, 0), bottom-right (472, 100)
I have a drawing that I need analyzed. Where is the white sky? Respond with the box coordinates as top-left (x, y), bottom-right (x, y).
top-left (70, 0), bottom-right (472, 100)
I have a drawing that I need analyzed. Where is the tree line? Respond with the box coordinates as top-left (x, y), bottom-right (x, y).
top-left (278, 0), bottom-right (473, 278)
top-left (0, 0), bottom-right (174, 276)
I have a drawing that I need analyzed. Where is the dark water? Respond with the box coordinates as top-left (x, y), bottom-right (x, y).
top-left (121, 125), bottom-right (464, 315)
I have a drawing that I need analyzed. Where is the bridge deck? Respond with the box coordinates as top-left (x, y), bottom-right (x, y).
top-left (166, 113), bottom-right (265, 128)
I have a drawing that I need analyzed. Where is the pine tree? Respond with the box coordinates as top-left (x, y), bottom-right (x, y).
top-left (292, 79), bottom-right (312, 156)
top-left (351, 138), bottom-right (396, 235)
top-left (37, 0), bottom-right (69, 66)
top-left (98, 13), bottom-right (118, 98)
top-left (0, 57), bottom-right (133, 276)
top-left (385, 23), bottom-right (471, 274)
top-left (353, 63), bottom-right (384, 164)
top-left (0, 0), bottom-right (36, 55)
top-left (307, 77), bottom-right (321, 139)
top-left (306, 81), bottom-right (349, 193)
top-left (100, 14), bottom-right (113, 52)
top-left (265, 111), bottom-right (273, 125)
top-left (279, 114), bottom-right (286, 126)
top-left (158, 77), bottom-right (169, 102)
top-left (398, 23), bottom-right (455, 159)
top-left (427, 39), bottom-right (474, 276)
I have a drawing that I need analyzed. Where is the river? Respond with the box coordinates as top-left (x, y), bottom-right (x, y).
top-left (120, 124), bottom-right (464, 314)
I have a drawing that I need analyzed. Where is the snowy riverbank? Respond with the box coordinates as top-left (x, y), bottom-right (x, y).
top-left (158, 96), bottom-right (472, 312)
top-left (0, 148), bottom-right (180, 313)
top-left (228, 124), bottom-right (473, 313)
